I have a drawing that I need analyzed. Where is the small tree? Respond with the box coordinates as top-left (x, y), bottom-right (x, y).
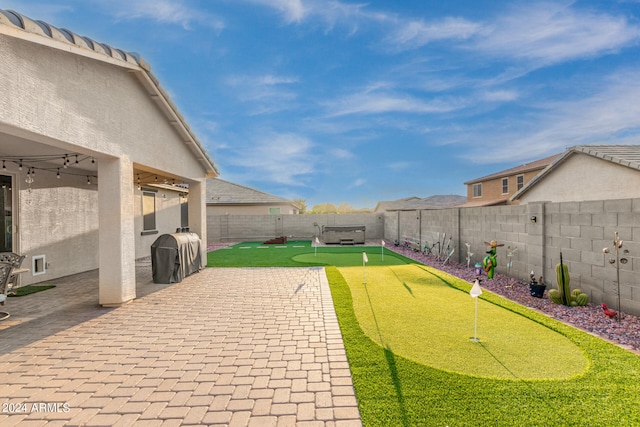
top-left (292, 198), bottom-right (307, 214)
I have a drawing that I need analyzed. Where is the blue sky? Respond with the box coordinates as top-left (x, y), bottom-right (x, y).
top-left (5, 0), bottom-right (640, 208)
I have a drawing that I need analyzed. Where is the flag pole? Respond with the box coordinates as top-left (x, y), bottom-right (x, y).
top-left (469, 279), bottom-right (482, 342)
top-left (362, 251), bottom-right (368, 284)
top-left (381, 240), bottom-right (385, 262)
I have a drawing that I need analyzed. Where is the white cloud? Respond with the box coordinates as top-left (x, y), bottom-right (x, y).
top-left (384, 17), bottom-right (484, 51)
top-left (96, 0), bottom-right (225, 31)
top-left (472, 3), bottom-right (640, 65)
top-left (325, 91), bottom-right (467, 117)
top-left (481, 90), bottom-right (520, 102)
top-left (226, 132), bottom-right (316, 185)
top-left (462, 70), bottom-right (640, 164)
top-left (226, 74), bottom-right (299, 114)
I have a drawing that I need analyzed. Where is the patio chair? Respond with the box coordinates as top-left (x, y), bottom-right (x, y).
top-left (0, 261), bottom-right (14, 306)
top-left (0, 252), bottom-right (25, 293)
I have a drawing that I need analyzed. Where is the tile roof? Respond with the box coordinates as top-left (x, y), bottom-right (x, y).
top-left (511, 144), bottom-right (640, 200)
top-left (0, 9), bottom-right (143, 68)
top-left (206, 178), bottom-right (296, 205)
top-left (464, 154), bottom-right (561, 185)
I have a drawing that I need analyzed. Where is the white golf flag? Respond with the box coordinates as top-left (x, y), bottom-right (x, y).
top-left (362, 252), bottom-right (368, 263)
top-left (469, 279), bottom-right (482, 298)
top-left (381, 240), bottom-right (386, 246)
top-left (315, 237), bottom-right (320, 245)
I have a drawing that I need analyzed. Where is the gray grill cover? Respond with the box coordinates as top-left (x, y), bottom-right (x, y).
top-left (151, 233), bottom-right (202, 284)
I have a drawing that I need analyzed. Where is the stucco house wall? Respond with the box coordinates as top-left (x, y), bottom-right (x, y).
top-left (516, 153), bottom-right (640, 203)
top-left (1, 12), bottom-right (217, 305)
top-left (466, 170), bottom-right (541, 203)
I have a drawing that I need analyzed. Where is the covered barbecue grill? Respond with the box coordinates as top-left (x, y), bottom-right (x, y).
top-left (151, 232), bottom-right (202, 284)
top-left (322, 225), bottom-right (366, 245)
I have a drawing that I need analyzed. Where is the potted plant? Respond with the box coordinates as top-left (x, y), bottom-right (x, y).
top-left (529, 271), bottom-right (546, 298)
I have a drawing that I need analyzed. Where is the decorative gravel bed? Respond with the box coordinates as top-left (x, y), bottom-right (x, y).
top-left (387, 242), bottom-right (640, 354)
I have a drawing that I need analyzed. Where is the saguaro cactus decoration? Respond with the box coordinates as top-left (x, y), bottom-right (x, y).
top-left (549, 252), bottom-right (588, 307)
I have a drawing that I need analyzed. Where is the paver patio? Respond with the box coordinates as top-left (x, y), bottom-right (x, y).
top-left (0, 261), bottom-right (361, 426)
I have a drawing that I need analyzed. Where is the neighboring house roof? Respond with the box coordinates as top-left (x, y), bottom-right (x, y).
top-left (207, 178), bottom-right (297, 206)
top-left (464, 154), bottom-right (560, 185)
top-left (375, 195), bottom-right (466, 212)
top-left (0, 9), bottom-right (218, 178)
top-left (511, 144), bottom-right (640, 201)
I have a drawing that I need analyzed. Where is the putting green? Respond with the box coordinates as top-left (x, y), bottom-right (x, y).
top-left (293, 252), bottom-right (407, 267)
top-left (338, 264), bottom-right (588, 380)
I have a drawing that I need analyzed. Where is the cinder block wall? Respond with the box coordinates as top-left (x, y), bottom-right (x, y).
top-left (208, 213), bottom-right (384, 243)
top-left (383, 198), bottom-right (640, 316)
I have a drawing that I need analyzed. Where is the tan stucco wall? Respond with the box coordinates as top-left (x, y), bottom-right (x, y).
top-left (207, 204), bottom-right (299, 215)
top-left (0, 34), bottom-right (211, 293)
top-left (17, 173), bottom-right (99, 286)
top-left (467, 170), bottom-right (542, 202)
top-left (518, 154), bottom-right (640, 203)
top-left (0, 34), bottom-right (207, 181)
top-left (134, 189), bottom-right (186, 258)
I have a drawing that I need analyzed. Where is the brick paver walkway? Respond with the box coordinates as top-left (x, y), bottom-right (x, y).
top-left (0, 265), bottom-right (362, 426)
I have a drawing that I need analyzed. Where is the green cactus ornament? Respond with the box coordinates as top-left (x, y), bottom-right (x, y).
top-left (549, 252), bottom-right (589, 307)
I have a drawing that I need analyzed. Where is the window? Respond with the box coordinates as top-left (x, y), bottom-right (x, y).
top-left (473, 183), bottom-right (482, 198)
top-left (142, 189), bottom-right (157, 234)
top-left (269, 207), bottom-right (281, 215)
top-left (180, 195), bottom-right (189, 228)
top-left (517, 175), bottom-right (525, 191)
top-left (502, 178), bottom-right (509, 194)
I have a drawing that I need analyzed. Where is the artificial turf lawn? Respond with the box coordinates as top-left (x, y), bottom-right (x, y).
top-left (335, 263), bottom-right (586, 379)
top-left (209, 241), bottom-right (640, 426)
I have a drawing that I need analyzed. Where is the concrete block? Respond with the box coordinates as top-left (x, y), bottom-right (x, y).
top-left (604, 198), bottom-right (632, 213)
top-left (617, 212), bottom-right (640, 227)
top-left (559, 202), bottom-right (580, 213)
top-left (591, 213), bottom-right (618, 227)
top-left (570, 213), bottom-right (592, 226)
top-left (580, 226), bottom-right (603, 240)
top-left (582, 250), bottom-right (605, 266)
top-left (560, 225), bottom-right (581, 238)
top-left (570, 238), bottom-right (592, 252)
top-left (592, 265), bottom-right (617, 282)
top-left (579, 200), bottom-right (604, 213)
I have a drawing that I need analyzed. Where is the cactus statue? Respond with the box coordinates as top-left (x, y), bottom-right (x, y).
top-left (549, 252), bottom-right (589, 306)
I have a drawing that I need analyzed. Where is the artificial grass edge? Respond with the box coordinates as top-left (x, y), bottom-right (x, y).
top-left (324, 265), bottom-right (640, 426)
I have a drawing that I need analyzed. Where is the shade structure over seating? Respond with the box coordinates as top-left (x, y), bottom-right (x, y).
top-left (151, 233), bottom-right (202, 284)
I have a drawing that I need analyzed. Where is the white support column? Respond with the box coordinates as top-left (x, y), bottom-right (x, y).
top-left (188, 178), bottom-right (207, 268)
top-left (98, 156), bottom-right (136, 306)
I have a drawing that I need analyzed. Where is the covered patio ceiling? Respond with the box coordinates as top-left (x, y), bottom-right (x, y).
top-left (1, 132), bottom-right (189, 189)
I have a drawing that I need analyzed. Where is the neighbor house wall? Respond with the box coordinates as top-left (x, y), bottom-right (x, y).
top-left (518, 154), bottom-right (640, 203)
top-left (466, 170), bottom-right (542, 203)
